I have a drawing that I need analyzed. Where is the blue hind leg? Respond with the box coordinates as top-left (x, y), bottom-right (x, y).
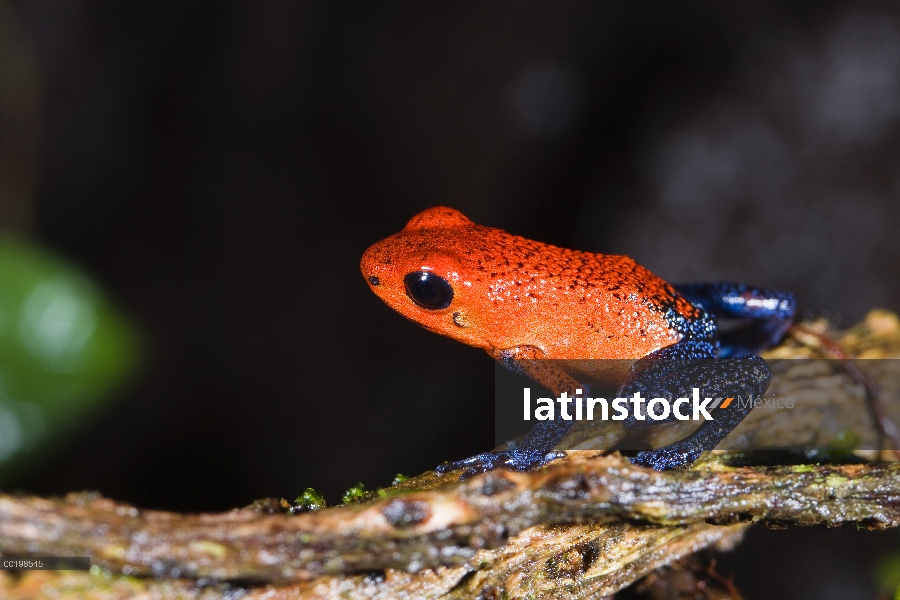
top-left (617, 339), bottom-right (771, 469)
top-left (674, 282), bottom-right (796, 358)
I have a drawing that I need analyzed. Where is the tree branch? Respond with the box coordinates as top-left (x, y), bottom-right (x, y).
top-left (2, 310), bottom-right (899, 599)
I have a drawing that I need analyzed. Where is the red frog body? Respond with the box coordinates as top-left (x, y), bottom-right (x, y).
top-left (362, 207), bottom-right (795, 474)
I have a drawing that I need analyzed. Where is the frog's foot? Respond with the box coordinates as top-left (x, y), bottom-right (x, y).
top-left (436, 450), bottom-right (567, 479)
top-left (629, 443), bottom-right (702, 471)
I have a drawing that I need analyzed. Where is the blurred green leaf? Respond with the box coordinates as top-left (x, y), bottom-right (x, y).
top-left (0, 235), bottom-right (141, 481)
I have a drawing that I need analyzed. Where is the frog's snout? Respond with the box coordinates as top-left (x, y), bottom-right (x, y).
top-left (359, 244), bottom-right (381, 285)
top-left (361, 243), bottom-right (394, 299)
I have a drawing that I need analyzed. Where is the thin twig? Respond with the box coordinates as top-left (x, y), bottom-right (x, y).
top-left (789, 323), bottom-right (900, 451)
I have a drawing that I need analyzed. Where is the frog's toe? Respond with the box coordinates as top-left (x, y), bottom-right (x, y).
top-left (630, 446), bottom-right (700, 470)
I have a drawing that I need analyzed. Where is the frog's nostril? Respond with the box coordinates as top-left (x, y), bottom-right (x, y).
top-left (368, 276), bottom-right (381, 286)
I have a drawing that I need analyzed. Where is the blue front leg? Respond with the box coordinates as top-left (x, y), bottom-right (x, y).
top-left (436, 346), bottom-right (579, 478)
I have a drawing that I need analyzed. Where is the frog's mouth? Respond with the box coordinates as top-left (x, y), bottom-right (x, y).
top-left (411, 320), bottom-right (446, 335)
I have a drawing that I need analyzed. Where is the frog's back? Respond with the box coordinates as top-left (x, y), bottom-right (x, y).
top-left (452, 226), bottom-right (699, 359)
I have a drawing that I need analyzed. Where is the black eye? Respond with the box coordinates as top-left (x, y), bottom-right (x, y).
top-left (404, 271), bottom-right (453, 309)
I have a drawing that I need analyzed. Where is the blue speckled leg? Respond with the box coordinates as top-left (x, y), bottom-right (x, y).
top-left (618, 283), bottom-right (793, 469)
top-left (674, 282), bottom-right (795, 357)
top-left (618, 339), bottom-right (771, 469)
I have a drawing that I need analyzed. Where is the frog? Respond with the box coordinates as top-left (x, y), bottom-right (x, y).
top-left (361, 207), bottom-right (795, 476)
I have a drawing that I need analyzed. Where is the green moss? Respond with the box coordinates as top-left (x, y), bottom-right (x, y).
top-left (825, 474), bottom-right (848, 489)
top-left (342, 482), bottom-right (367, 504)
top-left (392, 473), bottom-right (409, 486)
top-left (793, 465), bottom-right (817, 473)
top-left (293, 488), bottom-right (326, 512)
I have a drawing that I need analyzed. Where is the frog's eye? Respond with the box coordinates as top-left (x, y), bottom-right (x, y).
top-left (404, 271), bottom-right (453, 309)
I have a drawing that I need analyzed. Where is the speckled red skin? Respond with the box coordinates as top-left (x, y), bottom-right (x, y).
top-left (361, 207), bottom-right (702, 381)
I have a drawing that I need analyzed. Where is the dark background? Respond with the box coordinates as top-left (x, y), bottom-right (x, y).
top-left (4, 2), bottom-right (900, 598)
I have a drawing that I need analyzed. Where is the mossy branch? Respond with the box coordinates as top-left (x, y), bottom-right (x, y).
top-left (2, 310), bottom-right (900, 599)
top-left (2, 454), bottom-right (900, 579)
